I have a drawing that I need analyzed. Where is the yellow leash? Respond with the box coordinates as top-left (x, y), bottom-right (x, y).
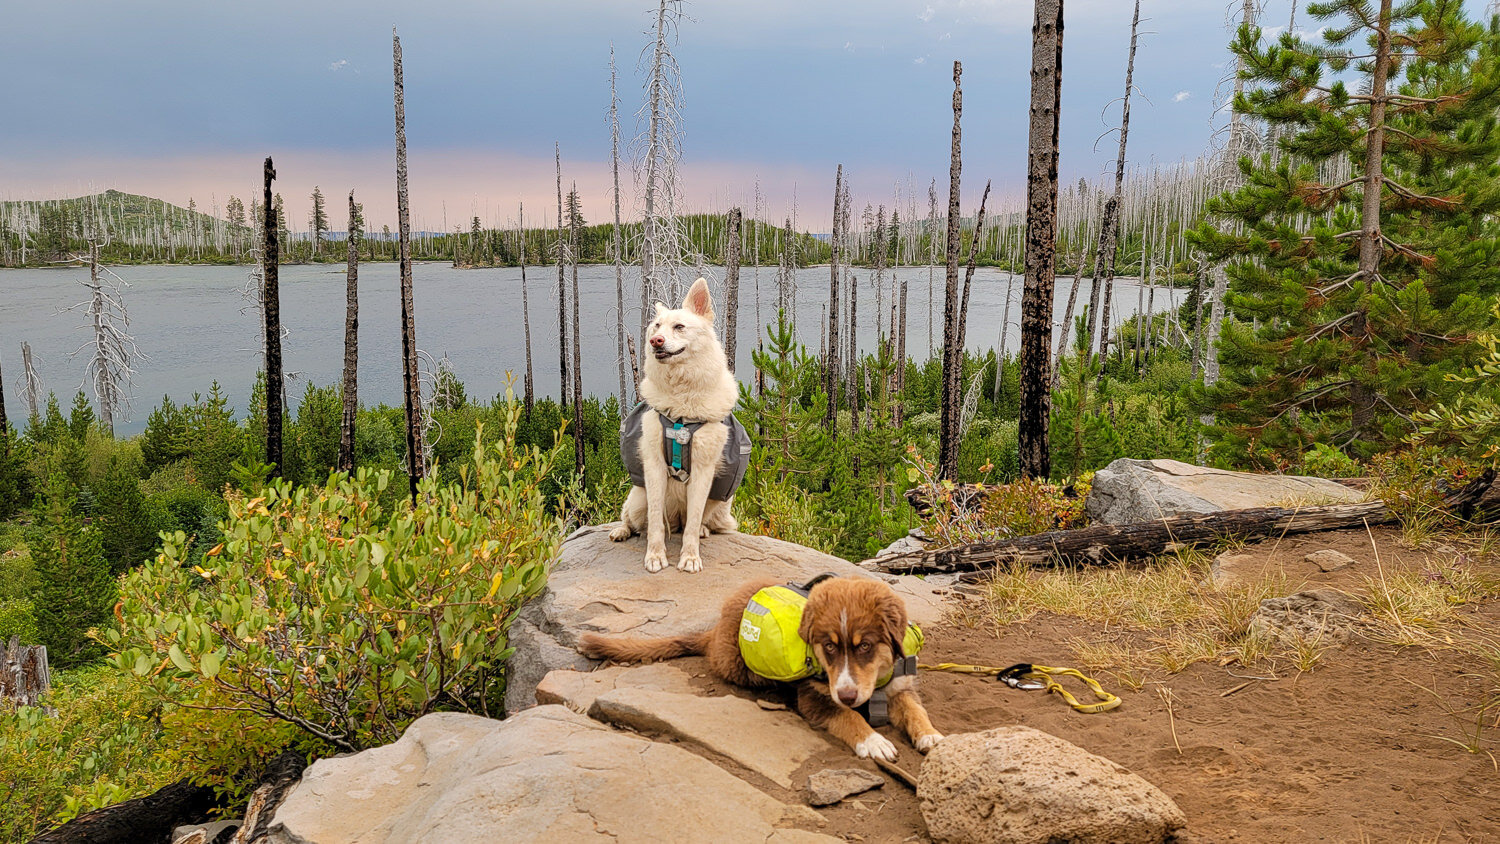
top-left (920, 662), bottom-right (1121, 714)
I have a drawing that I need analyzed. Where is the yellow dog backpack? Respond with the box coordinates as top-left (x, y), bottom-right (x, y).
top-left (737, 574), bottom-right (924, 684)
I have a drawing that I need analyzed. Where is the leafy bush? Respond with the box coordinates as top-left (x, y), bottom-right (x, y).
top-left (1302, 443), bottom-right (1364, 479)
top-left (979, 476), bottom-right (1087, 537)
top-left (108, 405), bottom-right (563, 751)
top-left (0, 667), bottom-right (190, 842)
top-left (1414, 298), bottom-right (1500, 467)
top-left (0, 598), bottom-right (38, 644)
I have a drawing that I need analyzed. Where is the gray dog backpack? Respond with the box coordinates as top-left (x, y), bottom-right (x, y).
top-left (620, 402), bottom-right (752, 501)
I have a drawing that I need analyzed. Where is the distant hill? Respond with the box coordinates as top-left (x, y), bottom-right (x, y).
top-left (0, 188), bottom-right (237, 236)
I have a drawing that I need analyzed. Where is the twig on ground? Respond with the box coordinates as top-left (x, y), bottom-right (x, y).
top-left (871, 755), bottom-right (919, 790)
top-left (1157, 685), bottom-right (1183, 755)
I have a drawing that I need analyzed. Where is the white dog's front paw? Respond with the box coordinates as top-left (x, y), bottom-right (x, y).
top-left (644, 546), bottom-right (669, 573)
top-left (677, 549), bottom-right (703, 573)
top-left (915, 732), bottom-right (945, 753)
top-left (609, 524), bottom-right (633, 542)
top-left (698, 524), bottom-right (710, 539)
top-left (855, 732), bottom-right (899, 762)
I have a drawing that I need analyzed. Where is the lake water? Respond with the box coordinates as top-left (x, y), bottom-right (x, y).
top-left (0, 263), bottom-right (1180, 435)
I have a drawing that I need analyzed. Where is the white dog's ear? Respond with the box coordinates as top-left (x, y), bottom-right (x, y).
top-left (653, 302), bottom-right (668, 318)
top-left (684, 277), bottom-right (715, 322)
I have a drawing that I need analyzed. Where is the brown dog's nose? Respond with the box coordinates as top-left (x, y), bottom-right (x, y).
top-left (837, 688), bottom-right (858, 706)
top-left (650, 335), bottom-right (665, 348)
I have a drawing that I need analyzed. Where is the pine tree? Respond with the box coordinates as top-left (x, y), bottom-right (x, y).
top-left (93, 454), bottom-right (157, 574)
top-left (309, 185), bottom-right (328, 255)
top-left (1191, 0), bottom-right (1500, 464)
top-left (31, 469), bottom-right (115, 667)
top-left (226, 196), bottom-right (246, 228)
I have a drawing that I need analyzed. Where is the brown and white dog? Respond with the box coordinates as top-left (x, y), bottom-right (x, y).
top-left (609, 277), bottom-right (740, 574)
top-left (578, 576), bottom-right (944, 761)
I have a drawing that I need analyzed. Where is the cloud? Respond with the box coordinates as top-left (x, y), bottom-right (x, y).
top-left (844, 40), bottom-right (854, 51)
top-left (918, 4), bottom-right (934, 23)
top-left (913, 56), bottom-right (926, 65)
top-left (328, 59), bottom-right (348, 71)
top-left (1173, 90), bottom-right (1191, 102)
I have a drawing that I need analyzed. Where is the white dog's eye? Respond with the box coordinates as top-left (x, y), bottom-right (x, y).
top-left (673, 323), bottom-right (684, 331)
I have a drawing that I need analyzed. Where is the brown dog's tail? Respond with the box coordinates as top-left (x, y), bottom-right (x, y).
top-left (577, 629), bottom-right (711, 663)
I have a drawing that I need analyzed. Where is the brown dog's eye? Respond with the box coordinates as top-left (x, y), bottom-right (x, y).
top-left (824, 642), bottom-right (838, 654)
top-left (857, 642), bottom-right (872, 654)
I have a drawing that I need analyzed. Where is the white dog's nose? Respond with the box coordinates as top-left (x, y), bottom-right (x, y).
top-left (650, 335), bottom-right (665, 348)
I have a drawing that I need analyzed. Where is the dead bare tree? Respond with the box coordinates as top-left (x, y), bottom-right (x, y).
top-left (635, 0), bottom-right (697, 321)
top-left (610, 45), bottom-right (630, 407)
top-left (957, 180), bottom-right (991, 357)
top-left (261, 157), bottom-right (285, 477)
top-left (519, 201), bottom-right (535, 417)
top-left (393, 28), bottom-right (426, 501)
top-left (338, 191), bottom-right (361, 473)
top-left (20, 343), bottom-right (40, 419)
top-left (825, 164), bottom-right (844, 433)
top-left (0, 354), bottom-right (8, 438)
top-left (555, 144), bottom-right (570, 409)
top-left (1087, 0), bottom-right (1141, 360)
top-left (59, 234), bottom-right (139, 437)
top-left (724, 207), bottom-right (742, 373)
top-left (1018, 0), bottom-right (1064, 480)
top-left (937, 61), bottom-right (965, 481)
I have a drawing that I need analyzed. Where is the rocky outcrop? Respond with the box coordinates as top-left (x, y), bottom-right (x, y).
top-left (505, 524), bottom-right (948, 713)
top-left (1086, 459), bottom-right (1365, 525)
top-left (918, 726), bottom-right (1186, 844)
top-left (267, 707), bottom-right (835, 844)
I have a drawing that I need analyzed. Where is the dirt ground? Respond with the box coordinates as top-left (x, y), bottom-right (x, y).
top-left (699, 527), bottom-right (1500, 843)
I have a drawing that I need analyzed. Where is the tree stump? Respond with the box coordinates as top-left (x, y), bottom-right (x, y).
top-left (1, 635), bottom-right (49, 708)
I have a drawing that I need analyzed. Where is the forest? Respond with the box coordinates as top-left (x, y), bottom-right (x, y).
top-left (3, 0), bottom-right (1500, 839)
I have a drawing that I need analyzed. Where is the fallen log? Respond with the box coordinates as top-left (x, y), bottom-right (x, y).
top-left (867, 500), bottom-right (1395, 577)
top-left (30, 779), bottom-right (216, 844)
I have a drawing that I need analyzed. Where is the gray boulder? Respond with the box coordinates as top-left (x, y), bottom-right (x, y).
top-left (505, 524), bottom-right (948, 713)
top-left (918, 726), bottom-right (1186, 844)
top-left (267, 707), bottom-right (834, 844)
top-left (1086, 458), bottom-right (1365, 525)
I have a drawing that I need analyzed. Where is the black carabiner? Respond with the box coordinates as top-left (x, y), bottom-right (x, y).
top-left (996, 662), bottom-right (1046, 691)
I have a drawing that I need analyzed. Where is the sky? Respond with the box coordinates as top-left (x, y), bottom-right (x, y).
top-left (0, 0), bottom-right (1486, 233)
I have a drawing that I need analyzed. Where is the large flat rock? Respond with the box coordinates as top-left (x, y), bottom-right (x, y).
top-left (1086, 458), bottom-right (1366, 525)
top-left (589, 686), bottom-right (835, 789)
top-left (505, 524), bottom-right (948, 712)
top-left (267, 707), bottom-right (835, 844)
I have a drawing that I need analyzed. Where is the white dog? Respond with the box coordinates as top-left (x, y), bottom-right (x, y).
top-left (611, 277), bottom-right (749, 573)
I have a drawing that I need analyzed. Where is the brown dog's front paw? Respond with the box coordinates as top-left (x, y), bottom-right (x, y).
top-left (854, 732), bottom-right (899, 761)
top-left (916, 732), bottom-right (945, 753)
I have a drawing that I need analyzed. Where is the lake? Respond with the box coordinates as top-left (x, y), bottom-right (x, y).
top-left (0, 262), bottom-right (1181, 435)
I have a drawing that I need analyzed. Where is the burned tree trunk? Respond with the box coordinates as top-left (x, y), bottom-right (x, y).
top-left (937, 61), bottom-right (965, 481)
top-left (1052, 248), bottom-right (1089, 388)
top-left (555, 145), bottom-right (570, 410)
top-left (570, 182), bottom-right (585, 478)
top-left (0, 352), bottom-right (7, 437)
top-left (520, 201), bottom-right (535, 417)
top-left (30, 780), bottom-right (216, 844)
top-left (339, 191), bottom-right (360, 473)
top-left (21, 342), bottom-right (40, 419)
top-left (611, 47), bottom-right (629, 407)
top-left (1017, 0), bottom-right (1064, 480)
top-left (725, 207), bottom-right (742, 373)
top-left (262, 157), bottom-right (284, 478)
top-left (957, 180), bottom-right (991, 356)
top-left (393, 29), bottom-right (426, 501)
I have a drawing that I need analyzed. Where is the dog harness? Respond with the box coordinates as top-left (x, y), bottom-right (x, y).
top-left (737, 573), bottom-right (924, 726)
top-left (620, 402), bottom-right (752, 501)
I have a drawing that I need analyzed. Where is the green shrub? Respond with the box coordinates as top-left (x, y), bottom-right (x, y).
top-left (0, 667), bottom-right (190, 841)
top-left (0, 598), bottom-right (38, 644)
top-left (108, 404), bottom-right (563, 751)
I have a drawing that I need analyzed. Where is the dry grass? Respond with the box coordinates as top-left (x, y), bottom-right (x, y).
top-left (965, 527), bottom-right (1500, 686)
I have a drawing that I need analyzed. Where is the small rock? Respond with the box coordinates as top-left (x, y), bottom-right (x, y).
top-left (1247, 587), bottom-right (1367, 646)
top-left (1304, 549), bottom-right (1356, 572)
top-left (756, 698), bottom-right (789, 711)
top-left (806, 769), bottom-right (885, 806)
top-left (1205, 552), bottom-right (1264, 588)
top-left (918, 726), bottom-right (1186, 844)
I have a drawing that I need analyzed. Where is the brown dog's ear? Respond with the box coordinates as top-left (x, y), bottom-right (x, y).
top-left (683, 277), bottom-right (715, 322)
top-left (877, 587), bottom-right (910, 657)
